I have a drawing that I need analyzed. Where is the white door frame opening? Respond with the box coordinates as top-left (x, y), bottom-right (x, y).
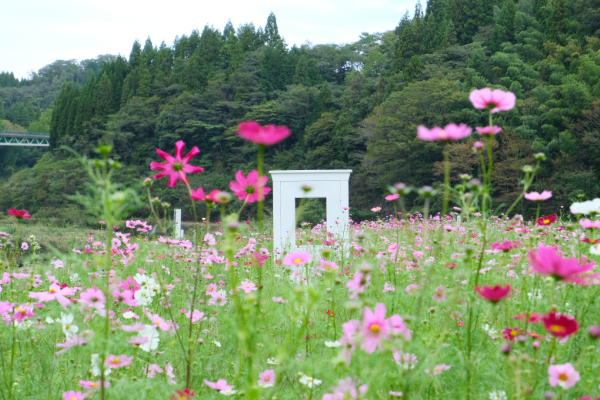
top-left (270, 170), bottom-right (352, 253)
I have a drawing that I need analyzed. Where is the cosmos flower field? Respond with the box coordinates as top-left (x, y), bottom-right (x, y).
top-left (2, 89), bottom-right (600, 400)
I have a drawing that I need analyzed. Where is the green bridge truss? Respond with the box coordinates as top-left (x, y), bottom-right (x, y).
top-left (0, 131), bottom-right (50, 147)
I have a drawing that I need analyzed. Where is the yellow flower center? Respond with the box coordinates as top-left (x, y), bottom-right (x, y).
top-left (264, 377), bottom-right (270, 381)
top-left (510, 330), bottom-right (518, 336)
top-left (71, 397), bottom-right (77, 400)
top-left (294, 258), bottom-right (302, 264)
top-left (49, 289), bottom-right (56, 293)
top-left (155, 321), bottom-right (160, 325)
top-left (544, 219), bottom-right (549, 223)
top-left (91, 383), bottom-right (98, 387)
top-left (111, 359), bottom-right (119, 364)
top-left (550, 325), bottom-right (565, 333)
top-left (559, 373), bottom-right (568, 381)
top-left (371, 324), bottom-right (380, 333)
top-left (439, 130), bottom-right (447, 138)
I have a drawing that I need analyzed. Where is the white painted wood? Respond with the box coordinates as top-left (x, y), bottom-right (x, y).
top-left (173, 209), bottom-right (183, 239)
top-left (269, 170), bottom-right (352, 252)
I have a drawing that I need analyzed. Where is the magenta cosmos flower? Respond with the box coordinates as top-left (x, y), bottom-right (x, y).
top-left (491, 239), bottom-right (522, 252)
top-left (150, 140), bottom-right (204, 187)
top-left (7, 208), bottom-right (31, 219)
top-left (283, 251), bottom-right (312, 266)
top-left (524, 191), bottom-right (552, 201)
top-left (528, 244), bottom-right (598, 284)
top-left (237, 121), bottom-right (291, 146)
top-left (190, 187), bottom-right (224, 204)
top-left (229, 170), bottom-right (271, 202)
top-left (475, 126), bottom-right (502, 135)
top-left (204, 379), bottom-right (234, 391)
top-left (475, 284), bottom-right (511, 303)
top-left (417, 123), bottom-right (472, 141)
top-left (469, 88), bottom-right (516, 113)
top-left (548, 363), bottom-right (580, 389)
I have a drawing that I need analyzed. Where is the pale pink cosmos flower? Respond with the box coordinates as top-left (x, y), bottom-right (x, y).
top-left (322, 377), bottom-right (367, 400)
top-left (166, 363), bottom-right (176, 385)
top-left (317, 259), bottom-right (340, 272)
top-left (405, 284), bottom-right (420, 296)
top-left (150, 140), bottom-right (204, 188)
top-left (185, 310), bottom-right (205, 323)
top-left (105, 354), bottom-right (133, 369)
top-left (79, 286), bottom-right (105, 311)
top-left (272, 297), bottom-right (288, 304)
top-left (204, 379), bottom-right (234, 391)
top-left (29, 283), bottom-right (73, 308)
top-left (524, 191), bottom-right (552, 201)
top-left (475, 126), bottom-right (502, 135)
top-left (361, 303), bottom-right (391, 353)
top-left (389, 391), bottom-right (403, 397)
top-left (79, 380), bottom-right (109, 389)
top-left (258, 369), bottom-right (275, 388)
top-left (388, 314), bottom-right (412, 340)
top-left (417, 124), bottom-right (472, 141)
top-left (469, 88), bottom-right (516, 113)
top-left (55, 331), bottom-right (95, 354)
top-left (236, 121), bottom-right (291, 146)
top-left (62, 391), bottom-right (86, 400)
top-left (474, 141), bottom-right (484, 149)
top-left (238, 281), bottom-right (258, 293)
top-left (121, 323), bottom-right (146, 332)
top-left (229, 170), bottom-right (271, 203)
top-left (386, 194), bottom-right (400, 201)
top-left (579, 219), bottom-right (600, 229)
top-left (282, 252), bottom-right (312, 266)
top-left (548, 363), bottom-right (580, 389)
top-left (206, 283), bottom-right (218, 295)
top-left (146, 312), bottom-right (170, 332)
top-left (444, 225), bottom-right (456, 231)
top-left (432, 285), bottom-right (446, 302)
top-left (339, 320), bottom-right (361, 365)
top-left (147, 364), bottom-right (164, 378)
top-left (426, 364), bottom-right (451, 375)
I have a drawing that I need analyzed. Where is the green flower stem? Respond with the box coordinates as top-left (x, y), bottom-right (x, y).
top-left (442, 145), bottom-right (450, 218)
top-left (257, 144), bottom-right (265, 233)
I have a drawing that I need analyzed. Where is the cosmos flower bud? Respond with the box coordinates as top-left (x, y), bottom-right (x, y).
top-left (143, 178), bottom-right (153, 187)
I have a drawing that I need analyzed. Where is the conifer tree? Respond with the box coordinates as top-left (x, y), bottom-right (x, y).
top-left (549, 0), bottom-right (569, 41)
top-left (0, 102), bottom-right (5, 120)
top-left (439, 18), bottom-right (458, 48)
top-left (404, 55), bottom-right (424, 81)
top-left (137, 65), bottom-right (153, 97)
top-left (265, 12), bottom-right (283, 46)
top-left (141, 37), bottom-right (156, 68)
top-left (238, 23), bottom-right (259, 52)
top-left (94, 73), bottom-right (113, 119)
top-left (154, 41), bottom-right (174, 82)
top-left (490, 0), bottom-right (517, 51)
top-left (128, 40), bottom-right (142, 70)
top-left (293, 54), bottom-right (309, 85)
top-left (393, 22), bottom-right (416, 72)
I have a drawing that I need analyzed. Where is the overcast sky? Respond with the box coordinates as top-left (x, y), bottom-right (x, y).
top-left (1, 0), bottom-right (416, 79)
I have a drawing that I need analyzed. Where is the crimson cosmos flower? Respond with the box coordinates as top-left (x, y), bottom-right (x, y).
top-left (475, 284), bottom-right (511, 303)
top-left (150, 140), bottom-right (204, 187)
top-left (169, 389), bottom-right (195, 400)
top-left (190, 187), bottom-right (223, 204)
top-left (542, 311), bottom-right (579, 338)
top-left (7, 208), bottom-right (31, 219)
top-left (237, 121), bottom-right (291, 146)
top-left (537, 214), bottom-right (557, 226)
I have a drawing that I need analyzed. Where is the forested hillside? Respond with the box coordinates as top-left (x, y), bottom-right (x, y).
top-left (1, 1), bottom-right (600, 222)
top-left (0, 55), bottom-right (116, 177)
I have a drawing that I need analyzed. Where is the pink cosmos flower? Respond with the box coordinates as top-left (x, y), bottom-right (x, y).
top-left (146, 312), bottom-right (170, 331)
top-left (417, 123), bottom-right (472, 141)
top-left (432, 285), bottom-right (446, 302)
top-left (361, 303), bottom-right (391, 353)
top-left (120, 276), bottom-right (140, 292)
top-left (389, 391), bottom-right (403, 397)
top-left (189, 188), bottom-right (223, 204)
top-left (475, 126), bottom-right (502, 135)
top-left (548, 363), bottom-right (580, 389)
top-left (55, 331), bottom-right (94, 354)
top-left (79, 286), bottom-right (106, 310)
top-left (111, 289), bottom-right (139, 307)
top-left (185, 310), bottom-right (205, 323)
top-left (236, 121), bottom-right (291, 146)
top-left (317, 259), bottom-right (339, 272)
top-left (204, 379), bottom-right (234, 391)
top-left (282, 252), bottom-right (312, 266)
top-left (258, 369), bottom-right (275, 388)
top-left (405, 284), bottom-right (419, 296)
top-left (229, 170), bottom-right (271, 202)
top-left (528, 244), bottom-right (598, 284)
top-left (386, 194), bottom-right (400, 201)
top-left (469, 88), bottom-right (516, 113)
top-left (491, 239), bottom-right (522, 252)
top-left (524, 191), bottom-right (552, 201)
top-left (322, 377), bottom-right (368, 400)
top-left (579, 219), bottom-right (600, 229)
top-left (147, 364), bottom-right (164, 378)
top-left (29, 283), bottom-right (74, 308)
top-left (105, 354), bottom-right (133, 369)
top-left (474, 141), bottom-right (484, 149)
top-left (166, 363), bottom-right (176, 385)
top-left (79, 380), bottom-right (109, 389)
top-left (346, 272), bottom-right (371, 300)
top-left (12, 305), bottom-right (34, 323)
top-left (0, 301), bottom-right (14, 315)
top-left (150, 140), bottom-right (204, 187)
top-left (428, 364), bottom-right (451, 375)
top-left (62, 391), bottom-right (86, 400)
top-left (238, 281), bottom-right (258, 293)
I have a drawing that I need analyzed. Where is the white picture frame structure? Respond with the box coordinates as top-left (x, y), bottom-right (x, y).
top-left (270, 170), bottom-right (352, 253)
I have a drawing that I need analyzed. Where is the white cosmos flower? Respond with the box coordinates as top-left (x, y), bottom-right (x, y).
top-left (138, 325), bottom-right (160, 352)
top-left (45, 317), bottom-right (56, 324)
top-left (91, 354), bottom-right (111, 376)
top-left (266, 357), bottom-right (278, 365)
top-left (60, 313), bottom-right (79, 336)
top-left (123, 311), bottom-right (136, 319)
top-left (570, 198), bottom-right (600, 215)
top-left (213, 339), bottom-right (221, 347)
top-left (299, 375), bottom-right (322, 388)
top-left (489, 391), bottom-right (507, 400)
top-left (324, 341), bottom-right (341, 347)
top-left (220, 389), bottom-right (237, 395)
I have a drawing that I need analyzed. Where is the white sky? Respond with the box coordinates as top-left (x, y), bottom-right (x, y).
top-left (1, 0), bottom-right (416, 79)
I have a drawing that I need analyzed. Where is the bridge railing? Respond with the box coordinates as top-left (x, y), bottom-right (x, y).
top-left (0, 131), bottom-right (50, 136)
